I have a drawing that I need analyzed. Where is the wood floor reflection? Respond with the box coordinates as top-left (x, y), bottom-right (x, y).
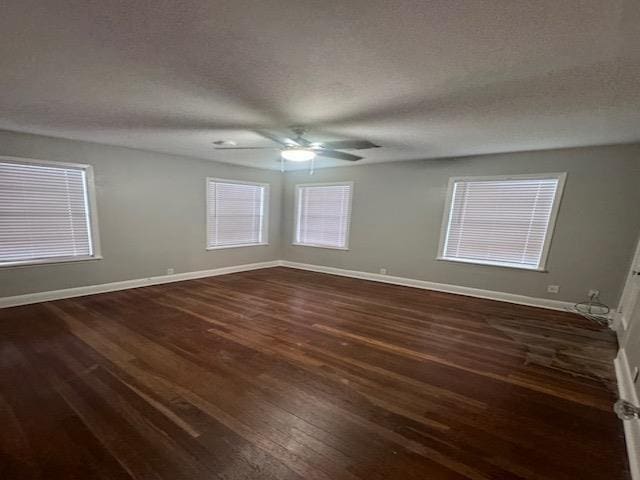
top-left (0, 267), bottom-right (628, 479)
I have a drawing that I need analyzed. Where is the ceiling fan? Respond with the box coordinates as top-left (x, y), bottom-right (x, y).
top-left (213, 127), bottom-right (380, 163)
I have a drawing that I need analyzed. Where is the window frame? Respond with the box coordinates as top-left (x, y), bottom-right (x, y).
top-left (0, 155), bottom-right (102, 268)
top-left (205, 177), bottom-right (270, 250)
top-left (292, 181), bottom-right (354, 250)
top-left (437, 173), bottom-right (567, 271)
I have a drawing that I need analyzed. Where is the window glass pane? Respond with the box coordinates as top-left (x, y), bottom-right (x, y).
top-left (207, 180), bottom-right (267, 247)
top-left (0, 161), bottom-right (94, 264)
top-left (295, 184), bottom-right (352, 249)
top-left (441, 176), bottom-right (562, 269)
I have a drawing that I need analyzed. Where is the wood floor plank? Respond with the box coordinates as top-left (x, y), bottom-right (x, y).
top-left (0, 267), bottom-right (629, 479)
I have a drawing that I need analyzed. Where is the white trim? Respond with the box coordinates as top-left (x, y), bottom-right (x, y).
top-left (293, 181), bottom-right (355, 188)
top-left (292, 243), bottom-right (349, 251)
top-left (437, 172), bottom-right (567, 271)
top-left (1, 258), bottom-right (597, 313)
top-left (0, 255), bottom-right (104, 269)
top-left (615, 310), bottom-right (631, 345)
top-left (0, 154), bottom-right (94, 171)
top-left (437, 177), bottom-right (457, 260)
top-left (0, 155), bottom-right (102, 267)
top-left (436, 256), bottom-right (547, 272)
top-left (84, 163), bottom-right (102, 259)
top-left (280, 260), bottom-right (577, 311)
top-left (615, 233), bottom-right (640, 344)
top-left (206, 243), bottom-right (269, 251)
top-left (293, 181), bottom-right (354, 250)
top-left (615, 348), bottom-right (640, 480)
top-left (0, 260), bottom-right (280, 309)
top-left (205, 177), bottom-right (270, 249)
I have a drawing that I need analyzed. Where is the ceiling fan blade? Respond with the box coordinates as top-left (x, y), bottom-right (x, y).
top-left (213, 147), bottom-right (280, 150)
top-left (288, 126), bottom-right (312, 146)
top-left (316, 150), bottom-right (363, 161)
top-left (292, 136), bottom-right (311, 147)
top-left (254, 129), bottom-right (299, 147)
top-left (319, 140), bottom-right (380, 150)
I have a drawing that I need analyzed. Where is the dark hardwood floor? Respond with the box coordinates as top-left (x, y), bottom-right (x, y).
top-left (0, 267), bottom-right (629, 479)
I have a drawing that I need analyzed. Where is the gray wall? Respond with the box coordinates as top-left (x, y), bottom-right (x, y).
top-left (0, 130), bottom-right (282, 297)
top-left (2, 129), bottom-right (639, 306)
top-left (282, 144), bottom-right (640, 305)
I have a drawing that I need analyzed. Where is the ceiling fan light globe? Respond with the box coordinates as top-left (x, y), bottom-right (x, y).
top-left (281, 149), bottom-right (316, 162)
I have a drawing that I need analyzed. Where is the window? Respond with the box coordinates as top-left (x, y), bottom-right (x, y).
top-left (294, 182), bottom-right (353, 249)
top-left (438, 173), bottom-right (566, 270)
top-left (206, 178), bottom-right (268, 249)
top-left (0, 157), bottom-right (100, 267)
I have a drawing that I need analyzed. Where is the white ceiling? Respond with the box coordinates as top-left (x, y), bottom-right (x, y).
top-left (1, 0), bottom-right (639, 170)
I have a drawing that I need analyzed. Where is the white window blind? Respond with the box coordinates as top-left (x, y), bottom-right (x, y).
top-left (0, 160), bottom-right (97, 266)
top-left (439, 174), bottom-right (565, 270)
top-left (295, 183), bottom-right (353, 249)
top-left (206, 179), bottom-right (268, 248)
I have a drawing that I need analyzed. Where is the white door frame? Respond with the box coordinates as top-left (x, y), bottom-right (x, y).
top-left (615, 234), bottom-right (640, 480)
top-left (616, 233), bottom-right (640, 346)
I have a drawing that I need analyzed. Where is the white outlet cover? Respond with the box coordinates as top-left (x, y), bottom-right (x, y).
top-left (167, 268), bottom-right (175, 275)
top-left (547, 285), bottom-right (560, 293)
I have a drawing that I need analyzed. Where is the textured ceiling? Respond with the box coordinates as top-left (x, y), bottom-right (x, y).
top-left (1, 0), bottom-right (639, 170)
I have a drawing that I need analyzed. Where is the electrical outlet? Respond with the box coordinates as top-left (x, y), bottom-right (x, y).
top-left (379, 268), bottom-right (387, 275)
top-left (547, 285), bottom-right (560, 294)
top-left (166, 267), bottom-right (175, 275)
top-left (588, 289), bottom-right (600, 298)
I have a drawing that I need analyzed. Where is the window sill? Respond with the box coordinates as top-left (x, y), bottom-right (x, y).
top-left (436, 256), bottom-right (547, 272)
top-left (292, 243), bottom-right (349, 251)
top-left (207, 243), bottom-right (269, 251)
top-left (0, 255), bottom-right (103, 269)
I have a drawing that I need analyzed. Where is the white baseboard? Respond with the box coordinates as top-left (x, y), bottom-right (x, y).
top-left (280, 261), bottom-right (578, 312)
top-left (3, 258), bottom-right (612, 316)
top-left (615, 349), bottom-right (640, 480)
top-left (0, 260), bottom-right (280, 308)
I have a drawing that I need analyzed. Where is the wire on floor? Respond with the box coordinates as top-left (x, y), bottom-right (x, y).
top-left (566, 291), bottom-right (611, 327)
